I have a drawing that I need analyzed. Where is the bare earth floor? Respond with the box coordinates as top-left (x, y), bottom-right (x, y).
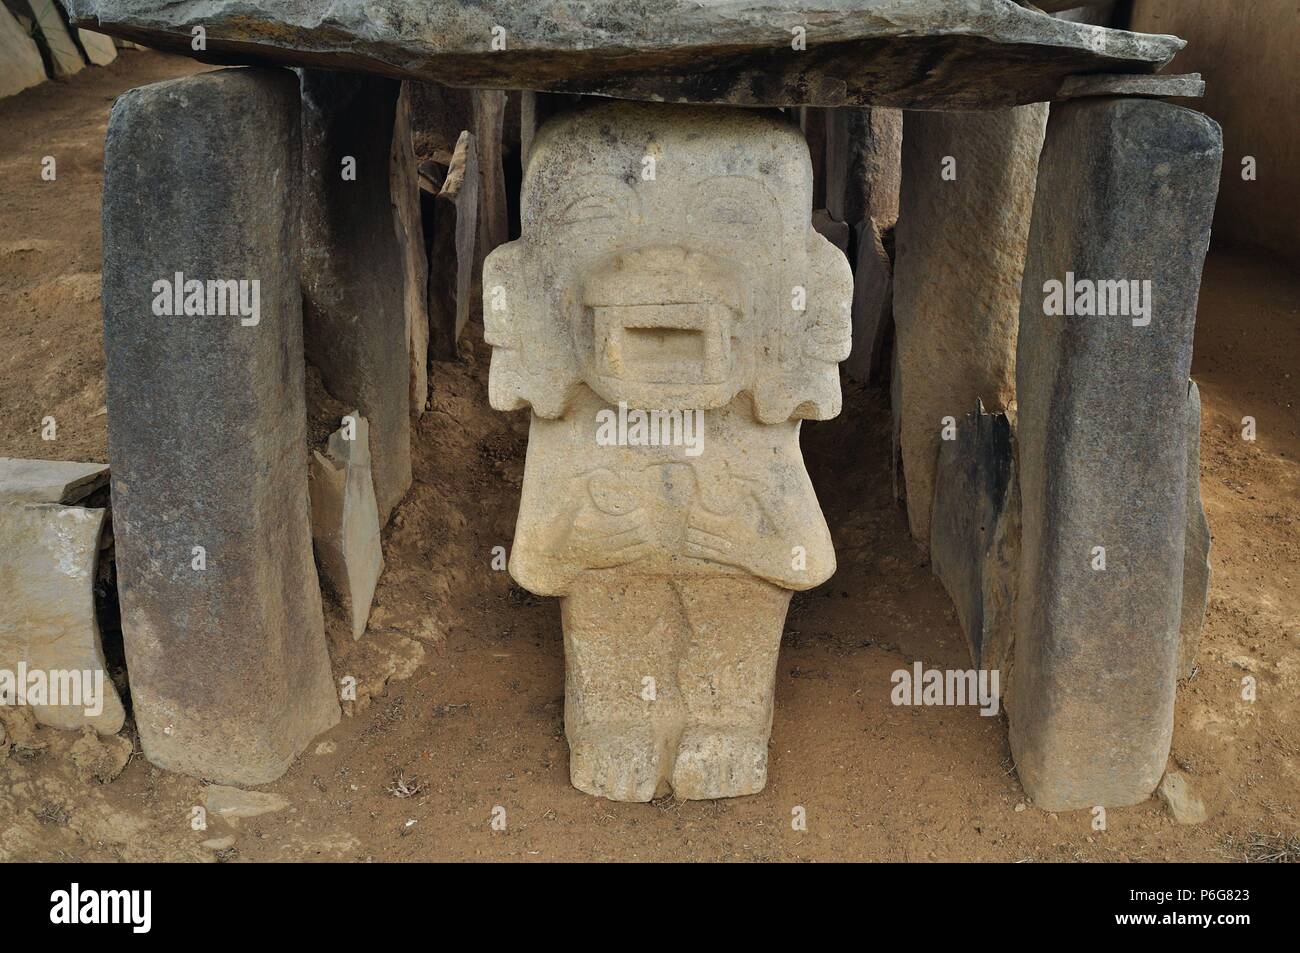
top-left (0, 51), bottom-right (1296, 862)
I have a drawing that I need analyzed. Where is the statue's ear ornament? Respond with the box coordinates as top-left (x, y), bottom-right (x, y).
top-left (484, 241), bottom-right (582, 419)
top-left (748, 226), bottom-right (853, 424)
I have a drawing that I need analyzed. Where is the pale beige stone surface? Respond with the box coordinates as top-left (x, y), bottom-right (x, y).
top-left (486, 102), bottom-right (851, 801)
top-left (0, 503), bottom-right (125, 734)
top-left (0, 457), bottom-right (108, 503)
top-left (309, 413), bottom-right (384, 640)
top-left (892, 103), bottom-right (1047, 548)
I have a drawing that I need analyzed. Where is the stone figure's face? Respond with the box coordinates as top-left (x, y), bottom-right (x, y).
top-left (486, 101), bottom-right (850, 423)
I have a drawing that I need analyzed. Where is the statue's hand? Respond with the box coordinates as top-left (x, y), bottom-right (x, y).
top-left (564, 506), bottom-right (654, 570)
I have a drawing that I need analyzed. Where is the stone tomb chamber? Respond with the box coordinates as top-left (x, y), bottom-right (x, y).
top-left (68, 0), bottom-right (1219, 811)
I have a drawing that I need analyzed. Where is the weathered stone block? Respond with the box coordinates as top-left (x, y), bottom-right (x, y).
top-left (0, 458), bottom-right (108, 503)
top-left (1010, 97), bottom-right (1222, 811)
top-left (488, 102), bottom-right (850, 801)
top-left (428, 130), bottom-right (478, 361)
top-left (299, 69), bottom-right (412, 527)
top-left (0, 503), bottom-right (124, 733)
top-left (893, 103), bottom-right (1047, 549)
top-left (102, 68), bottom-right (339, 785)
top-left (472, 89), bottom-right (509, 269)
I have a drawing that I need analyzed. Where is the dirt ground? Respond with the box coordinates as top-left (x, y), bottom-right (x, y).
top-left (1, 51), bottom-right (1296, 862)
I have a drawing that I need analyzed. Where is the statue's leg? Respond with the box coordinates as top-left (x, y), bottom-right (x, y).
top-left (560, 572), bottom-right (687, 801)
top-left (670, 576), bottom-right (791, 799)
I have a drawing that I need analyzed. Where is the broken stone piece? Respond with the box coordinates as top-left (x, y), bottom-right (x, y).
top-left (428, 129), bottom-right (479, 361)
top-left (929, 403), bottom-right (1018, 675)
top-left (0, 503), bottom-right (125, 734)
top-left (309, 413), bottom-right (384, 640)
top-left (1059, 73), bottom-right (1205, 100)
top-left (0, 457), bottom-right (109, 504)
top-left (77, 28), bottom-right (118, 65)
top-left (63, 0), bottom-right (1184, 109)
top-left (486, 102), bottom-right (851, 801)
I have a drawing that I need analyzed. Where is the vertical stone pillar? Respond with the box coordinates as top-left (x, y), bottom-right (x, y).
top-left (1010, 98), bottom-right (1222, 810)
top-left (428, 130), bottom-right (479, 361)
top-left (892, 104), bottom-right (1047, 548)
top-left (824, 106), bottom-right (902, 231)
top-left (300, 69), bottom-right (412, 526)
top-left (102, 68), bottom-right (339, 785)
top-left (390, 83), bottom-right (430, 417)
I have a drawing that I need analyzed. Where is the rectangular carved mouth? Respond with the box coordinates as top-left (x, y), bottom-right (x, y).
top-left (621, 325), bottom-right (706, 367)
top-left (592, 302), bottom-right (727, 385)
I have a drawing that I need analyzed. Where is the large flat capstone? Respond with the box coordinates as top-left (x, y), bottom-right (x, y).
top-left (102, 67), bottom-right (340, 785)
top-left (66, 0), bottom-right (1183, 109)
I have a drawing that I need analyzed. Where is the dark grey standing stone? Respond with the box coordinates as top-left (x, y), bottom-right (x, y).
top-left (428, 130), bottom-right (478, 361)
top-left (299, 69), bottom-right (413, 526)
top-left (1179, 379), bottom-right (1211, 678)
top-left (930, 402), bottom-right (1018, 673)
top-left (1010, 97), bottom-right (1222, 811)
top-left (101, 68), bottom-right (339, 785)
top-left (824, 107), bottom-right (902, 231)
top-left (843, 220), bottom-right (893, 384)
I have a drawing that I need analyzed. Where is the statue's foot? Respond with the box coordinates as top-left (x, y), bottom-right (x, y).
top-left (670, 726), bottom-right (769, 799)
top-left (568, 725), bottom-right (664, 802)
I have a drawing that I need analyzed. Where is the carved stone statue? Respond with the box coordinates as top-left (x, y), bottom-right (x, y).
top-left (485, 101), bottom-right (851, 800)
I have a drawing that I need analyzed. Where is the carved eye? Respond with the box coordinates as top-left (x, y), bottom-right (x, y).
top-left (552, 174), bottom-right (638, 229)
top-left (700, 200), bottom-right (762, 228)
top-left (690, 176), bottom-right (781, 240)
top-left (560, 193), bottom-right (621, 226)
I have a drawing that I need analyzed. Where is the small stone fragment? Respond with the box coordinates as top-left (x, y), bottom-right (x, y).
top-left (204, 784), bottom-right (290, 820)
top-left (70, 726), bottom-right (133, 783)
top-left (1157, 770), bottom-right (1208, 824)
